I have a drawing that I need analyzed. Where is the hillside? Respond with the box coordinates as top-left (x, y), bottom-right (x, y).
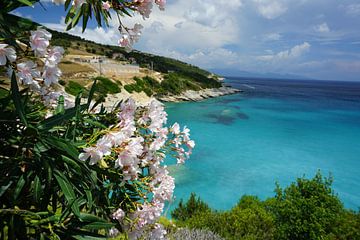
top-left (1, 14), bottom-right (225, 103)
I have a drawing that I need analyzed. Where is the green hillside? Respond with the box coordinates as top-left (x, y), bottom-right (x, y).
top-left (3, 14), bottom-right (222, 98)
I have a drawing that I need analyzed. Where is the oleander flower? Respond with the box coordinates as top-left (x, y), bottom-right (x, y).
top-left (42, 66), bottom-right (62, 86)
top-left (17, 61), bottom-right (40, 85)
top-left (0, 44), bottom-right (16, 65)
top-left (46, 46), bottom-right (64, 67)
top-left (112, 208), bottom-right (125, 221)
top-left (102, 1), bottom-right (111, 11)
top-left (30, 28), bottom-right (52, 56)
top-left (155, 0), bottom-right (166, 10)
top-left (134, 0), bottom-right (153, 19)
top-left (171, 122), bottom-right (180, 134)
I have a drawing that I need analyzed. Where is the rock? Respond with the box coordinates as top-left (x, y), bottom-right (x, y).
top-left (158, 86), bottom-right (242, 102)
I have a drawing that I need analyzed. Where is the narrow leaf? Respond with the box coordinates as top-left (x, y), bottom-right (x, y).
top-left (87, 79), bottom-right (97, 109)
top-left (14, 175), bottom-right (25, 201)
top-left (16, 0), bottom-right (34, 7)
top-left (43, 137), bottom-right (79, 160)
top-left (33, 176), bottom-right (43, 204)
top-left (61, 155), bottom-right (81, 172)
top-left (10, 71), bottom-right (27, 126)
top-left (54, 170), bottom-right (80, 216)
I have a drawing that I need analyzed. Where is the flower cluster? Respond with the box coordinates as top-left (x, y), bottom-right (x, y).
top-left (79, 98), bottom-right (194, 239)
top-left (6, 27), bottom-right (73, 109)
top-left (0, 44), bottom-right (16, 66)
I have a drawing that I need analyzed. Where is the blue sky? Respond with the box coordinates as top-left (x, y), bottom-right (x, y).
top-left (15, 0), bottom-right (360, 81)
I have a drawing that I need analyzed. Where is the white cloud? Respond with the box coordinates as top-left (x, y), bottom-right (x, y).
top-left (264, 33), bottom-right (282, 41)
top-left (346, 4), bottom-right (360, 16)
top-left (314, 22), bottom-right (330, 33)
top-left (257, 42), bottom-right (311, 61)
top-left (252, 0), bottom-right (288, 19)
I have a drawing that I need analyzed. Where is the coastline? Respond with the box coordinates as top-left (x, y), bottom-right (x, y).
top-left (99, 86), bottom-right (242, 109)
top-left (158, 86), bottom-right (242, 102)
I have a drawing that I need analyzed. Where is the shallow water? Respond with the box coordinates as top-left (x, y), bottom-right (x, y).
top-left (165, 78), bottom-right (360, 214)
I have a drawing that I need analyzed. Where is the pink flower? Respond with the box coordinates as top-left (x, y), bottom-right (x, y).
top-left (30, 28), bottom-right (52, 56)
top-left (102, 1), bottom-right (111, 11)
top-left (119, 34), bottom-right (132, 49)
top-left (17, 61), bottom-right (40, 85)
top-left (108, 228), bottom-right (120, 238)
top-left (134, 0), bottom-right (153, 19)
top-left (0, 44), bottom-right (16, 65)
top-left (79, 146), bottom-right (103, 165)
top-left (187, 140), bottom-right (195, 149)
top-left (42, 66), bottom-right (62, 86)
top-left (155, 0), bottom-right (166, 10)
top-left (112, 208), bottom-right (125, 220)
top-left (46, 46), bottom-right (64, 67)
top-left (171, 122), bottom-right (180, 134)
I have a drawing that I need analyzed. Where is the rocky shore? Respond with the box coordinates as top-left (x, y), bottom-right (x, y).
top-left (92, 86), bottom-right (242, 110)
top-left (158, 86), bottom-right (242, 102)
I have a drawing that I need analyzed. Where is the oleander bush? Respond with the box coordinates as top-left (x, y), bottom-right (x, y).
top-left (0, 1), bottom-right (195, 239)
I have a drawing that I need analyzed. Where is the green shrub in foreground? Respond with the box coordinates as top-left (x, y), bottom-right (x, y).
top-left (172, 172), bottom-right (360, 240)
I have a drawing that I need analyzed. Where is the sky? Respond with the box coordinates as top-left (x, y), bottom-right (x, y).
top-left (14, 0), bottom-right (360, 81)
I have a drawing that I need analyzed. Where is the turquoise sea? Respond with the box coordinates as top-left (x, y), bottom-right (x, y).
top-left (165, 77), bottom-right (360, 214)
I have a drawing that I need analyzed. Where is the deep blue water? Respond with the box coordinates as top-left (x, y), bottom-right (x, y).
top-left (164, 77), bottom-right (360, 215)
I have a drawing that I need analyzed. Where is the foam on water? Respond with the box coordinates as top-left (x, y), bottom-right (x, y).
top-left (165, 78), bottom-right (360, 214)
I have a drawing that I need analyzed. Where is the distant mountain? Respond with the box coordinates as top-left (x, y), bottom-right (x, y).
top-left (209, 68), bottom-right (313, 80)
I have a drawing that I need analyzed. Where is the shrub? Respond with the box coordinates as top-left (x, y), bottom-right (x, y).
top-left (94, 76), bottom-right (121, 94)
top-left (173, 173), bottom-right (360, 240)
top-left (65, 80), bottom-right (87, 96)
top-left (171, 193), bottom-right (211, 221)
top-left (268, 172), bottom-right (344, 240)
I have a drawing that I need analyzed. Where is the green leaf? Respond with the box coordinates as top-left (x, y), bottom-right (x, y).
top-left (82, 222), bottom-right (115, 230)
top-left (37, 104), bottom-right (86, 131)
top-left (78, 213), bottom-right (107, 223)
top-left (62, 155), bottom-right (81, 173)
top-left (85, 190), bottom-right (93, 209)
top-left (43, 136), bottom-right (79, 160)
top-left (55, 95), bottom-right (65, 115)
top-left (10, 71), bottom-right (27, 126)
top-left (82, 4), bottom-right (90, 33)
top-left (72, 6), bottom-right (84, 28)
top-left (0, 181), bottom-right (13, 198)
top-left (33, 176), bottom-right (43, 204)
top-left (87, 79), bottom-right (97, 109)
top-left (54, 170), bottom-right (80, 217)
top-left (14, 175), bottom-right (25, 201)
top-left (16, 0), bottom-right (35, 7)
top-left (84, 118), bottom-right (107, 129)
top-left (64, 0), bottom-right (72, 10)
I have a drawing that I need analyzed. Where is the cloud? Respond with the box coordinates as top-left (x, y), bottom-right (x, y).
top-left (257, 42), bottom-right (311, 61)
top-left (314, 23), bottom-right (330, 33)
top-left (252, 0), bottom-right (288, 19)
top-left (346, 4), bottom-right (360, 16)
top-left (35, 0), bottom-right (360, 81)
top-left (264, 33), bottom-right (282, 41)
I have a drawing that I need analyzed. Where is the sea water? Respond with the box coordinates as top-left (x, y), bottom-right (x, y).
top-left (164, 78), bottom-right (360, 214)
